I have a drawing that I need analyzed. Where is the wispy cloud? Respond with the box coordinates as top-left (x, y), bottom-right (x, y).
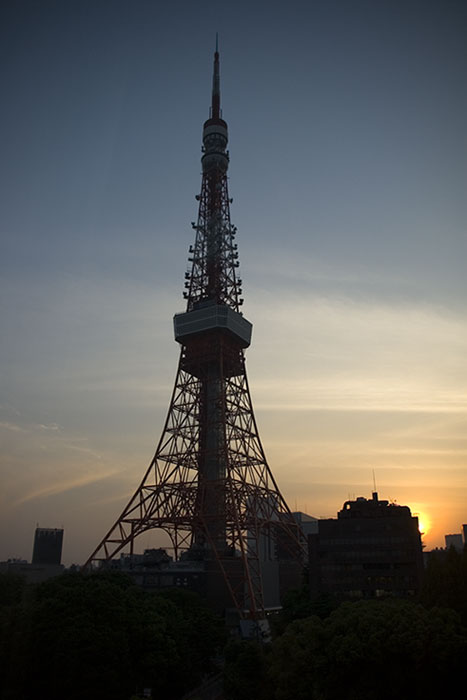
top-left (12, 468), bottom-right (121, 507)
top-left (0, 421), bottom-right (26, 433)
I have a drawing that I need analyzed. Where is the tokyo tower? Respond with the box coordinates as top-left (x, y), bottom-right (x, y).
top-left (85, 41), bottom-right (305, 620)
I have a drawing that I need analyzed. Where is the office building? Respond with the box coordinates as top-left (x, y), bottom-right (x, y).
top-left (309, 493), bottom-right (423, 599)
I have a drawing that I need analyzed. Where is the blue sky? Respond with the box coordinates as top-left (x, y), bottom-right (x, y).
top-left (1, 0), bottom-right (466, 563)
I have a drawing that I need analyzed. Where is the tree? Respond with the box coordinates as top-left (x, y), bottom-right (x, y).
top-left (0, 571), bottom-right (225, 700)
top-left (0, 573), bottom-right (29, 700)
top-left (157, 587), bottom-right (226, 687)
top-left (0, 572), bottom-right (26, 609)
top-left (419, 545), bottom-right (467, 625)
top-left (272, 585), bottom-right (337, 635)
top-left (267, 599), bottom-right (467, 700)
top-left (223, 640), bottom-right (269, 700)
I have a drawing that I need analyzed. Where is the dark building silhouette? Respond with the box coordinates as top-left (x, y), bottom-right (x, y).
top-left (276, 511), bottom-right (318, 560)
top-left (1, 527), bottom-right (64, 582)
top-left (309, 493), bottom-right (423, 600)
top-left (32, 527), bottom-right (64, 565)
top-left (445, 533), bottom-right (463, 551)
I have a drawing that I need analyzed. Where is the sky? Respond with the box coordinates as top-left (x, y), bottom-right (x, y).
top-left (1, 0), bottom-right (466, 565)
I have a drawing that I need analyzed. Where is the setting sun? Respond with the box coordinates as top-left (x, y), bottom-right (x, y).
top-left (415, 512), bottom-right (431, 537)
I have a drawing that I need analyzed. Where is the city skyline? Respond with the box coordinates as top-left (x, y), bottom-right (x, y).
top-left (1, 0), bottom-right (466, 564)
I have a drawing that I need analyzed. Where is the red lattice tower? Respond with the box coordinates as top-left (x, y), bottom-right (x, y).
top-left (85, 43), bottom-right (305, 620)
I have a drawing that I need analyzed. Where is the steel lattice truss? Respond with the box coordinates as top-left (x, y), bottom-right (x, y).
top-left (185, 173), bottom-right (242, 311)
top-left (85, 348), bottom-right (305, 615)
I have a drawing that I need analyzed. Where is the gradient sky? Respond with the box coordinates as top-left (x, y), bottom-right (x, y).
top-left (1, 0), bottom-right (466, 564)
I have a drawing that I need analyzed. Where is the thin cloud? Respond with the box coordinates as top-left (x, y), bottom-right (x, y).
top-left (0, 421), bottom-right (26, 433)
top-left (13, 468), bottom-right (121, 507)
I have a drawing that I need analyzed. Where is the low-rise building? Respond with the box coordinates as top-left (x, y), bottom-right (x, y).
top-left (309, 492), bottom-right (423, 600)
top-left (445, 533), bottom-right (464, 551)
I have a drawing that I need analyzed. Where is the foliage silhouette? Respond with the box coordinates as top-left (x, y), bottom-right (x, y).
top-left (223, 639), bottom-right (269, 700)
top-left (0, 571), bottom-right (224, 700)
top-left (267, 599), bottom-right (466, 700)
top-left (419, 545), bottom-right (467, 625)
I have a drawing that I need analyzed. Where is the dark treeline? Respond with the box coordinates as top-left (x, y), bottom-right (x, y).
top-left (224, 545), bottom-right (467, 700)
top-left (1, 546), bottom-right (466, 700)
top-left (0, 571), bottom-right (225, 700)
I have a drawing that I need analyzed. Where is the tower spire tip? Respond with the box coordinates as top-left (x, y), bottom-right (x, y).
top-left (211, 35), bottom-right (221, 119)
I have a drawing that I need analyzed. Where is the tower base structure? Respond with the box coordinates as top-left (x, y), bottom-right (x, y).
top-left (100, 544), bottom-right (303, 637)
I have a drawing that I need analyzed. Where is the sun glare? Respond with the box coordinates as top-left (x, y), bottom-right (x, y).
top-left (416, 512), bottom-right (430, 536)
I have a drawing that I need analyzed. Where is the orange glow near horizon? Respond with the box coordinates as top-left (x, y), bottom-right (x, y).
top-left (416, 513), bottom-right (430, 537)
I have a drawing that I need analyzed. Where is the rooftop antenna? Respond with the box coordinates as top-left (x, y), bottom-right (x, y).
top-left (372, 469), bottom-right (378, 501)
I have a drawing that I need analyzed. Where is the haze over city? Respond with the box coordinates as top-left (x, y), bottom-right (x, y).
top-left (1, 0), bottom-right (466, 565)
